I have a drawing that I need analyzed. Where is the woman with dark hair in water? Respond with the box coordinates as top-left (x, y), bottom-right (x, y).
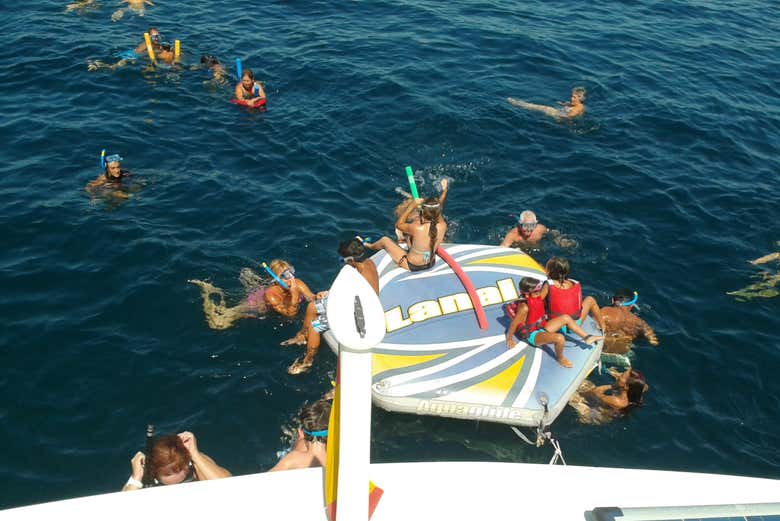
top-left (234, 68), bottom-right (266, 105)
top-left (568, 367), bottom-right (649, 425)
top-left (366, 179), bottom-right (448, 271)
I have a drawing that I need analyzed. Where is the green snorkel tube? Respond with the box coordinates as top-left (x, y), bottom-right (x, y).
top-left (405, 166), bottom-right (420, 199)
top-left (261, 261), bottom-right (289, 290)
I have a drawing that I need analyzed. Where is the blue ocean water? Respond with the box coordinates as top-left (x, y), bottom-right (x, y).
top-left (1, 0), bottom-right (779, 509)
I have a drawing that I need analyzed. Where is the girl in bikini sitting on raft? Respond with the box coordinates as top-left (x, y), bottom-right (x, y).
top-left (508, 86), bottom-right (586, 120)
top-left (366, 178), bottom-right (448, 272)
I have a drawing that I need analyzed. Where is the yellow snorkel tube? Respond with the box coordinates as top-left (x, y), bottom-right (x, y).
top-left (143, 32), bottom-right (157, 66)
top-left (174, 40), bottom-right (181, 63)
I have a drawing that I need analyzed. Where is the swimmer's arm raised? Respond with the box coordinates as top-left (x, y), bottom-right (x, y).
top-left (396, 198), bottom-right (422, 233)
top-left (590, 385), bottom-right (627, 409)
top-left (438, 178), bottom-right (449, 208)
top-left (191, 452), bottom-right (231, 480)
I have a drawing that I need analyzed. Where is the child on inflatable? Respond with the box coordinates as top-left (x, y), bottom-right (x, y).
top-left (545, 256), bottom-right (606, 333)
top-left (505, 277), bottom-right (602, 368)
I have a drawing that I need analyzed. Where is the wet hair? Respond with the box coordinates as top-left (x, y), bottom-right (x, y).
top-left (148, 434), bottom-right (191, 480)
top-left (420, 197), bottom-right (442, 262)
top-left (200, 55), bottom-right (220, 67)
top-left (338, 238), bottom-right (366, 259)
top-left (518, 277), bottom-right (542, 295)
top-left (545, 257), bottom-right (570, 284)
top-left (242, 69), bottom-right (254, 81)
top-left (519, 210), bottom-right (537, 223)
top-left (300, 399), bottom-right (331, 442)
top-left (269, 259), bottom-right (291, 276)
top-left (622, 369), bottom-right (648, 414)
top-left (573, 86), bottom-right (586, 101)
top-left (612, 288), bottom-right (635, 303)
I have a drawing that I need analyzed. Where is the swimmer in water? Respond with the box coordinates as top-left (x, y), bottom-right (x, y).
top-left (500, 210), bottom-right (576, 249)
top-left (85, 152), bottom-right (131, 199)
top-left (366, 179), bottom-right (448, 272)
top-left (727, 247), bottom-right (780, 301)
top-left (262, 260), bottom-right (318, 348)
top-left (66, 0), bottom-right (97, 13)
top-left (188, 267), bottom-right (273, 330)
top-left (286, 238), bottom-right (380, 375)
top-left (506, 277), bottom-right (602, 368)
top-left (234, 69), bottom-right (266, 105)
top-left (111, 0), bottom-right (155, 21)
top-left (507, 87), bottom-right (586, 120)
top-left (601, 289), bottom-right (659, 354)
top-left (568, 367), bottom-right (648, 425)
top-left (269, 399), bottom-right (331, 472)
top-left (122, 431), bottom-right (230, 490)
top-left (88, 27), bottom-right (174, 70)
top-left (200, 55), bottom-right (227, 84)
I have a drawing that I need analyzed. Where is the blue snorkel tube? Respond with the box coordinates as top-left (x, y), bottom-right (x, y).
top-left (100, 149), bottom-right (106, 170)
top-left (261, 261), bottom-right (288, 290)
top-left (619, 291), bottom-right (639, 307)
top-left (235, 58), bottom-right (242, 81)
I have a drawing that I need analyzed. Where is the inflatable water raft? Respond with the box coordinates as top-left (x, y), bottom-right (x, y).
top-left (324, 243), bottom-right (603, 427)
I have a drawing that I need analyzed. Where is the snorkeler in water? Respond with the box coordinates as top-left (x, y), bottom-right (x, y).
top-left (600, 289), bottom-right (659, 354)
top-left (85, 151), bottom-right (132, 199)
top-left (111, 0), bottom-right (155, 21)
top-left (269, 399), bottom-right (331, 472)
top-left (65, 0), bottom-right (97, 13)
top-left (500, 210), bottom-right (576, 250)
top-left (200, 55), bottom-right (227, 84)
top-left (87, 27), bottom-right (174, 71)
top-left (285, 238), bottom-right (380, 375)
top-left (234, 69), bottom-right (266, 105)
top-left (568, 367), bottom-right (648, 425)
top-left (727, 246), bottom-right (780, 301)
top-left (507, 87), bottom-right (586, 120)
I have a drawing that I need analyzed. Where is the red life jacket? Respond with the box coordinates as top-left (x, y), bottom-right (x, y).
top-left (547, 279), bottom-right (582, 319)
top-left (505, 295), bottom-right (547, 337)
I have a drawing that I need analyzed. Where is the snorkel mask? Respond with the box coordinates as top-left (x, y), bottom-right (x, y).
top-left (280, 267), bottom-right (296, 281)
top-left (519, 220), bottom-right (537, 232)
top-left (100, 150), bottom-right (123, 169)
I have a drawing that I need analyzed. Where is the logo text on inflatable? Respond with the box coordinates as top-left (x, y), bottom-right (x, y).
top-left (384, 277), bottom-right (519, 333)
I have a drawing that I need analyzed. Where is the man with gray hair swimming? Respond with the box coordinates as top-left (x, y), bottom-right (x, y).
top-left (500, 210), bottom-right (548, 247)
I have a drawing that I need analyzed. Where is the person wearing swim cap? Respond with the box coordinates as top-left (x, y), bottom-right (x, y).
top-left (200, 55), bottom-right (226, 84)
top-left (286, 238), bottom-right (380, 375)
top-left (601, 288), bottom-right (659, 354)
top-left (122, 431), bottom-right (230, 491)
top-left (88, 27), bottom-right (174, 71)
top-left (500, 210), bottom-right (548, 247)
top-left (234, 69), bottom-right (266, 106)
top-left (269, 399), bottom-right (331, 472)
top-left (85, 152), bottom-right (131, 198)
top-left (507, 86), bottom-right (587, 120)
top-left (366, 179), bottom-right (448, 272)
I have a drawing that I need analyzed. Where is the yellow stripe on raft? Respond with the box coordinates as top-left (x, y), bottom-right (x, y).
top-left (444, 354), bottom-right (526, 404)
top-left (143, 32), bottom-right (156, 64)
top-left (372, 352), bottom-right (446, 376)
top-left (466, 253), bottom-right (544, 272)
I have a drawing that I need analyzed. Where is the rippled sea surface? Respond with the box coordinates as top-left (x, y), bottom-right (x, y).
top-left (1, 0), bottom-right (779, 509)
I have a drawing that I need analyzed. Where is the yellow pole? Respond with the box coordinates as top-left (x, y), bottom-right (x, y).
top-left (174, 40), bottom-right (180, 62)
top-left (143, 32), bottom-right (156, 65)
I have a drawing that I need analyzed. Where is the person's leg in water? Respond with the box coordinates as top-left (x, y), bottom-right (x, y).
top-left (507, 98), bottom-right (562, 118)
top-left (288, 301), bottom-right (321, 375)
top-left (188, 279), bottom-right (253, 330)
top-left (578, 296), bottom-right (606, 332)
top-left (365, 236), bottom-right (411, 270)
